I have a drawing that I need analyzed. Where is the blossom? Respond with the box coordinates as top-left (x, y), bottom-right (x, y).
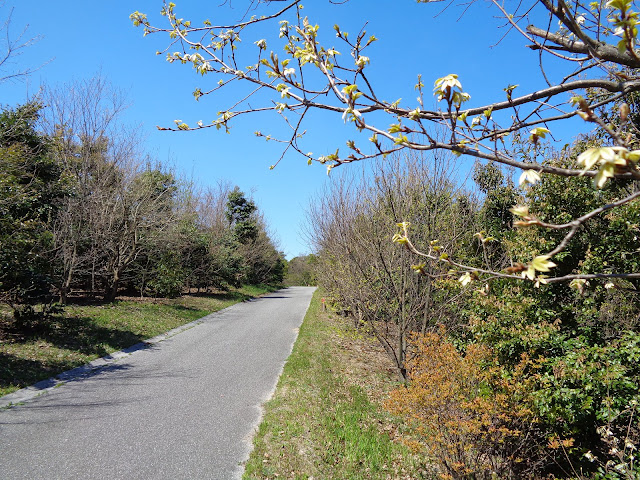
top-left (519, 169), bottom-right (542, 186)
top-left (459, 272), bottom-right (472, 286)
top-left (509, 205), bottom-right (530, 217)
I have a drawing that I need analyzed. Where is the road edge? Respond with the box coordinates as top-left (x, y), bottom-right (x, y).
top-left (0, 309), bottom-right (221, 410)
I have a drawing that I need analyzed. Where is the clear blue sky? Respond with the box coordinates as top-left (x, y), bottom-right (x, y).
top-left (1, 1), bottom-right (583, 259)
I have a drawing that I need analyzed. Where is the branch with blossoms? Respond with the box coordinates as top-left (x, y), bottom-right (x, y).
top-left (131, 0), bottom-right (640, 287)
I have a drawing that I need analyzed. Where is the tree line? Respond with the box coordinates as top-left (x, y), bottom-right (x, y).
top-left (310, 126), bottom-right (639, 477)
top-left (0, 76), bottom-right (285, 324)
top-left (283, 254), bottom-right (317, 287)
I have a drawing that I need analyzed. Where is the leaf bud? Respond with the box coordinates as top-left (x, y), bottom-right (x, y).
top-left (620, 102), bottom-right (630, 123)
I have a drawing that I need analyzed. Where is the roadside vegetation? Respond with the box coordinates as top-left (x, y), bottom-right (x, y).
top-left (310, 141), bottom-right (640, 479)
top-left (0, 285), bottom-right (277, 398)
top-left (244, 288), bottom-right (428, 480)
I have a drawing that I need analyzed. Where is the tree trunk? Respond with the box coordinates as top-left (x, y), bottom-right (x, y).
top-left (105, 269), bottom-right (120, 302)
top-left (59, 246), bottom-right (77, 304)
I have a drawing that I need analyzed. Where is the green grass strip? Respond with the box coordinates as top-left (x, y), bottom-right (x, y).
top-left (243, 289), bottom-right (422, 480)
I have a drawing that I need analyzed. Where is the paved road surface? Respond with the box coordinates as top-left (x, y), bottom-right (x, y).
top-left (0, 287), bottom-right (315, 479)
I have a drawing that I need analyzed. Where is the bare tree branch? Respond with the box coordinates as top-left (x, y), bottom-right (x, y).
top-left (131, 0), bottom-right (640, 286)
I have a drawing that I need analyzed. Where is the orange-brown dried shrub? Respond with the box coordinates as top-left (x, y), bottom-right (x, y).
top-left (386, 329), bottom-right (537, 479)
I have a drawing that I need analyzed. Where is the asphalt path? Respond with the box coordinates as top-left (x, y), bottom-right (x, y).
top-left (0, 286), bottom-right (316, 480)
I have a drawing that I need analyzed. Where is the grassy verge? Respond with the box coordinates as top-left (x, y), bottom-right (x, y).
top-left (0, 285), bottom-right (277, 397)
top-left (243, 289), bottom-right (427, 480)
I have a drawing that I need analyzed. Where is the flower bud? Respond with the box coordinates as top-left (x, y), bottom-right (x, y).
top-left (620, 103), bottom-right (630, 123)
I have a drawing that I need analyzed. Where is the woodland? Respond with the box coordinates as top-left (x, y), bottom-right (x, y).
top-left (0, 75), bottom-right (285, 325)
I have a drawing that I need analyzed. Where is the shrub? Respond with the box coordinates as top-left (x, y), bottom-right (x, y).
top-left (145, 252), bottom-right (186, 298)
top-left (386, 329), bottom-right (538, 479)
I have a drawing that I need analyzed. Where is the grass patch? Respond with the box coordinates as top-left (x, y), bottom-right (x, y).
top-left (243, 289), bottom-right (427, 480)
top-left (0, 285), bottom-right (275, 397)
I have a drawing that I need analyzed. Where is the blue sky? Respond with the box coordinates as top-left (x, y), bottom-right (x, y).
top-left (1, 1), bottom-right (584, 258)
